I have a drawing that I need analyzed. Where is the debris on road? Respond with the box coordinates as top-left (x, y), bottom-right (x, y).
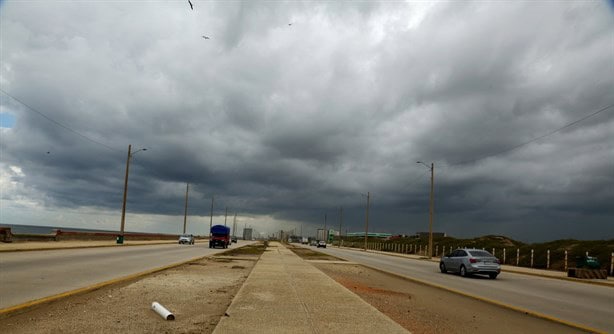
top-left (151, 302), bottom-right (174, 320)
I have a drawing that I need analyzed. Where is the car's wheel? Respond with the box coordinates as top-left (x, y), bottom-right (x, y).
top-left (460, 265), bottom-right (468, 277)
top-left (439, 262), bottom-right (447, 273)
top-left (489, 273), bottom-right (498, 279)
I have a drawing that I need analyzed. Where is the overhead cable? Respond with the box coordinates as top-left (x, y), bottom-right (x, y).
top-left (448, 103), bottom-right (614, 166)
top-left (0, 89), bottom-right (120, 153)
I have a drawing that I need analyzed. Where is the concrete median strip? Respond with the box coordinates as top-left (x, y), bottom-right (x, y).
top-left (213, 242), bottom-right (410, 333)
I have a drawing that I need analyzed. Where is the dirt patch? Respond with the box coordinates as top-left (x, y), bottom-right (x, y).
top-left (313, 263), bottom-right (585, 334)
top-left (0, 247), bottom-right (264, 333)
top-left (219, 243), bottom-right (267, 256)
top-left (287, 245), bottom-right (344, 261)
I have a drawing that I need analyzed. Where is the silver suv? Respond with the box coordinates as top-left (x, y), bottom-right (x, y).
top-left (439, 249), bottom-right (500, 279)
top-left (178, 234), bottom-right (194, 245)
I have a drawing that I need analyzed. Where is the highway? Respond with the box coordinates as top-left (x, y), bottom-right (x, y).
top-left (315, 245), bottom-right (614, 333)
top-left (0, 241), bottom-right (251, 309)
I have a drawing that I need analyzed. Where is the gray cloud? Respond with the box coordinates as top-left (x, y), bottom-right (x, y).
top-left (1, 1), bottom-right (612, 242)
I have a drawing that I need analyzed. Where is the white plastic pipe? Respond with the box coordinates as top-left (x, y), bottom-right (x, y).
top-left (151, 302), bottom-right (175, 320)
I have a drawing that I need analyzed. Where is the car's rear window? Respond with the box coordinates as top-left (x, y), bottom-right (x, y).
top-left (468, 250), bottom-right (493, 257)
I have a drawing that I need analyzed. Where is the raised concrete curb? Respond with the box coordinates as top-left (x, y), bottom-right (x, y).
top-left (213, 242), bottom-right (409, 334)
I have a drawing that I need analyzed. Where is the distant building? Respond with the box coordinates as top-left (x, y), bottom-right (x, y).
top-left (316, 229), bottom-right (339, 242)
top-left (316, 229), bottom-right (326, 241)
top-left (243, 228), bottom-right (253, 240)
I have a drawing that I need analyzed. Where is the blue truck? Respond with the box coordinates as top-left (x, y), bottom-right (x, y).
top-left (209, 225), bottom-right (230, 248)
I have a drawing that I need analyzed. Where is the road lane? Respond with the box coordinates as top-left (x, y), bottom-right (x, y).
top-left (315, 246), bottom-right (614, 333)
top-left (0, 241), bottom-right (252, 309)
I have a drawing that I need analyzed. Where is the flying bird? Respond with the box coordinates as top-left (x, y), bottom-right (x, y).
top-left (288, 23), bottom-right (293, 26)
top-left (202, 35), bottom-right (210, 39)
top-left (188, 0), bottom-right (193, 10)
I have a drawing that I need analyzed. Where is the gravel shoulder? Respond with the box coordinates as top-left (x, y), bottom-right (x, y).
top-left (288, 245), bottom-right (586, 334)
top-left (1, 243), bottom-right (265, 334)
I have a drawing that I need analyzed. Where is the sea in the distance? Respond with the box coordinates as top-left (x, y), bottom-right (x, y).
top-left (0, 224), bottom-right (119, 235)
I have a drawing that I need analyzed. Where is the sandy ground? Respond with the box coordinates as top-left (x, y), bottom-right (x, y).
top-left (0, 245), bottom-right (263, 334)
top-left (288, 246), bottom-right (586, 334)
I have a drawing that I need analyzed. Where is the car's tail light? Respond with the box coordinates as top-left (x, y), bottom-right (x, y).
top-left (469, 258), bottom-right (477, 263)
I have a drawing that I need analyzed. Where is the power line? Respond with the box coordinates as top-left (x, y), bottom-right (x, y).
top-left (0, 89), bottom-right (120, 153)
top-left (449, 103), bottom-right (614, 166)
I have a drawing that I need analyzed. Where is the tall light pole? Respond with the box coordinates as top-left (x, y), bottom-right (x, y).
top-left (417, 161), bottom-right (434, 258)
top-left (362, 192), bottom-right (370, 251)
top-left (209, 195), bottom-right (214, 230)
top-left (224, 206), bottom-right (228, 226)
top-left (183, 183), bottom-right (189, 234)
top-left (233, 212), bottom-right (237, 239)
top-left (324, 213), bottom-right (327, 242)
top-left (118, 144), bottom-right (146, 244)
top-left (338, 206), bottom-right (343, 247)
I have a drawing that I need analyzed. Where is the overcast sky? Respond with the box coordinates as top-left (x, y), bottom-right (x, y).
top-left (1, 1), bottom-right (613, 242)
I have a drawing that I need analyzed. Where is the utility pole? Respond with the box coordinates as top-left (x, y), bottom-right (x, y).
top-left (324, 213), bottom-right (327, 242)
top-left (224, 207), bottom-right (228, 226)
top-left (119, 144), bottom-right (132, 244)
top-left (183, 183), bottom-right (189, 234)
top-left (118, 144), bottom-right (146, 244)
top-left (364, 192), bottom-right (370, 251)
top-left (417, 161), bottom-right (435, 259)
top-left (338, 206), bottom-right (343, 247)
top-left (428, 162), bottom-right (435, 259)
top-left (209, 196), bottom-right (214, 230)
top-left (233, 212), bottom-right (237, 238)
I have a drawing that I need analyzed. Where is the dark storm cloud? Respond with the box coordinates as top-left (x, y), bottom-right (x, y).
top-left (1, 1), bottom-right (612, 241)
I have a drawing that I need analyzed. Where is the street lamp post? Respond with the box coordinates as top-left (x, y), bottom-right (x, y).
top-left (183, 183), bottom-right (189, 234)
top-left (338, 206), bottom-right (343, 247)
top-left (118, 144), bottom-right (146, 244)
top-left (362, 192), bottom-right (370, 251)
top-left (209, 196), bottom-right (214, 229)
top-left (324, 213), bottom-right (327, 242)
top-left (417, 161), bottom-right (434, 258)
top-left (224, 206), bottom-right (228, 226)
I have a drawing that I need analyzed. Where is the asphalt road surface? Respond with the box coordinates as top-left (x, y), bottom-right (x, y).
top-left (0, 241), bottom-right (252, 309)
top-left (314, 245), bottom-right (614, 333)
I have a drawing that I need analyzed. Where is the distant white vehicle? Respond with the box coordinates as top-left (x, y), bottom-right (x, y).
top-left (178, 234), bottom-right (194, 245)
top-left (317, 240), bottom-right (327, 248)
top-left (301, 237), bottom-right (309, 244)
